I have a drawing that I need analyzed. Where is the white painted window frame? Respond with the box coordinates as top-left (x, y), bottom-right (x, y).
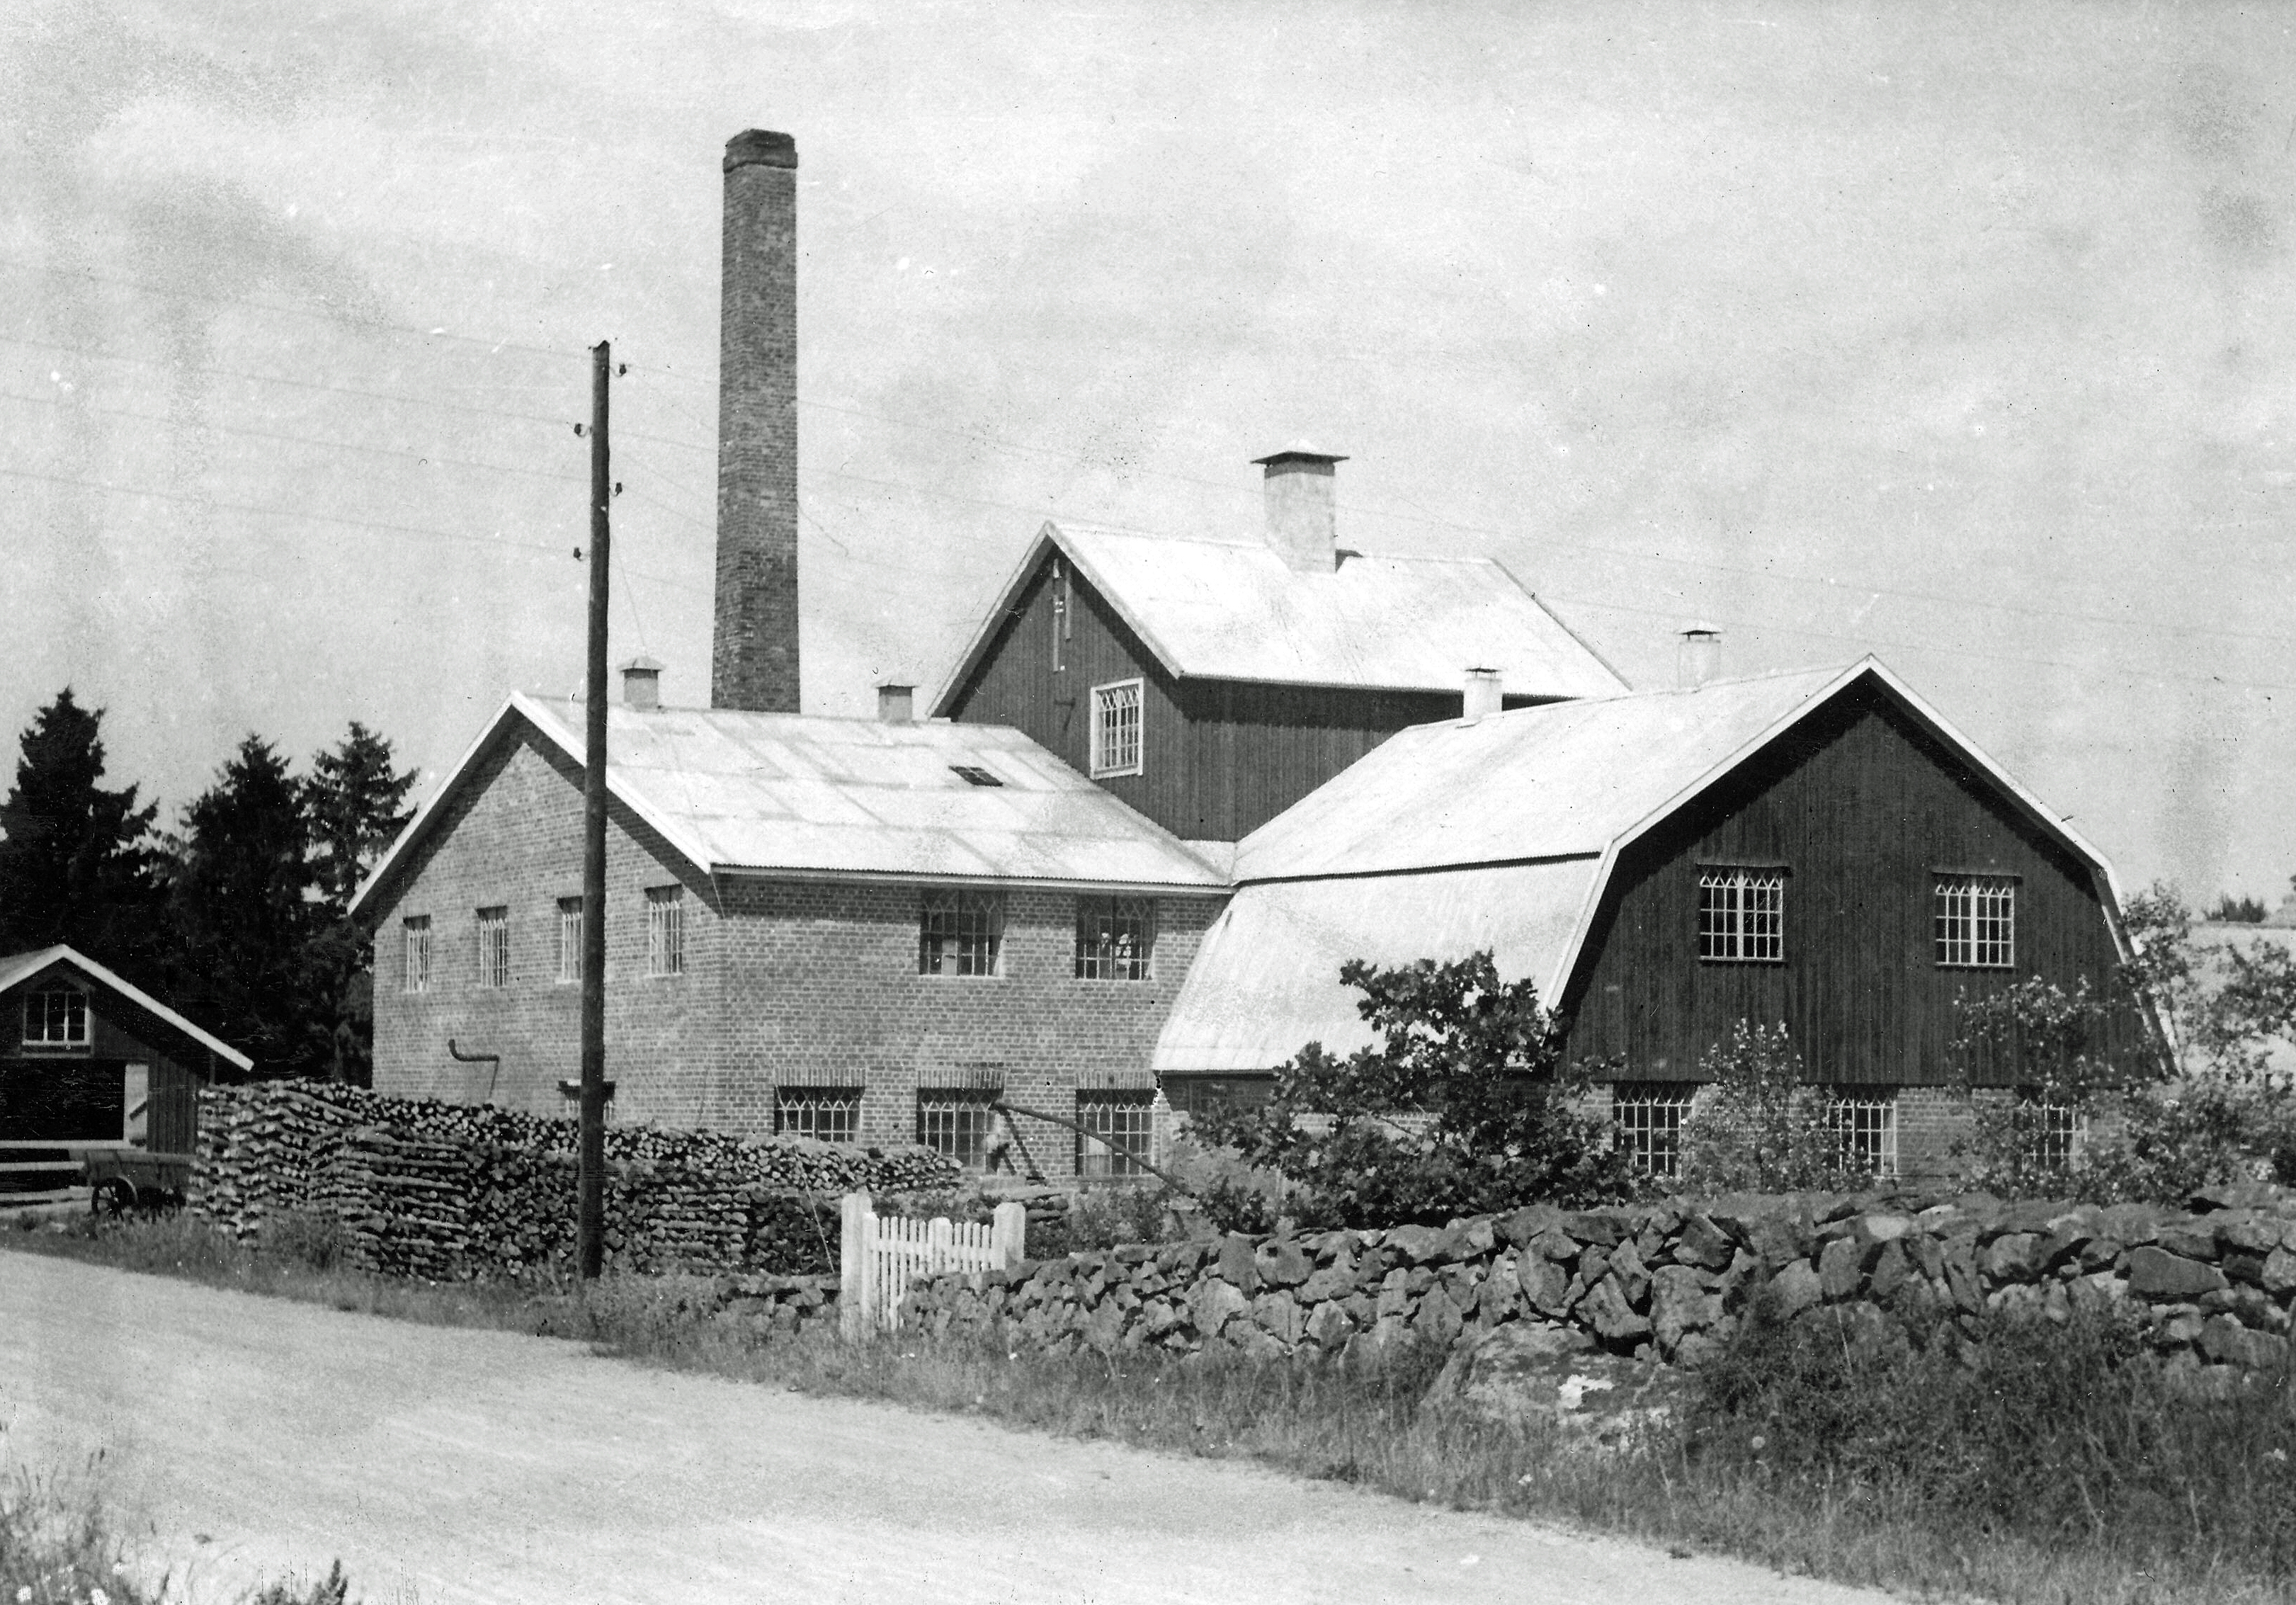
top-left (402, 916), bottom-right (433, 994)
top-left (647, 885), bottom-right (686, 977)
top-left (1089, 677), bottom-right (1144, 778)
top-left (22, 987), bottom-right (89, 1050)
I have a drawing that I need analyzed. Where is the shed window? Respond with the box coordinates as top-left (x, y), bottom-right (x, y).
top-left (1935, 875), bottom-right (2015, 968)
top-left (402, 916), bottom-right (432, 994)
top-left (1076, 1091), bottom-right (1154, 1179)
top-left (1089, 679), bottom-right (1144, 778)
top-left (1611, 1082), bottom-right (1696, 1179)
top-left (1075, 896), bottom-right (1153, 980)
top-left (1825, 1094), bottom-right (1899, 1179)
top-left (919, 890), bottom-right (1004, 977)
top-left (23, 988), bottom-right (89, 1049)
top-left (1698, 867), bottom-right (1784, 962)
top-left (647, 886), bottom-right (686, 977)
top-left (917, 1090), bottom-right (998, 1167)
top-left (776, 1087), bottom-right (862, 1145)
top-left (556, 897), bottom-right (583, 983)
top-left (476, 907), bottom-right (509, 988)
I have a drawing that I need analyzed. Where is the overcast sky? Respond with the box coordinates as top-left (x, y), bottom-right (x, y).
top-left (6, 1), bottom-right (2294, 904)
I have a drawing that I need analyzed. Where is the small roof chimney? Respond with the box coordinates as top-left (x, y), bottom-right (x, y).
top-left (1462, 667), bottom-right (1503, 722)
top-left (620, 655), bottom-right (664, 710)
top-left (1251, 449), bottom-right (1347, 574)
top-left (877, 683), bottom-right (915, 723)
top-left (1678, 625), bottom-right (1721, 688)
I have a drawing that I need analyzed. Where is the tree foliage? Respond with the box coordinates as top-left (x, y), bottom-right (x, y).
top-left (1186, 951), bottom-right (1632, 1227)
top-left (1676, 1021), bottom-right (1885, 1193)
top-left (0, 690), bottom-right (163, 979)
top-left (301, 723), bottom-right (418, 1082)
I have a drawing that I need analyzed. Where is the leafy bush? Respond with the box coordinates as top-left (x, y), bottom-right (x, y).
top-left (1188, 952), bottom-right (1632, 1227)
top-left (1676, 1022), bottom-right (1883, 1193)
top-left (1058, 1184), bottom-right (1182, 1251)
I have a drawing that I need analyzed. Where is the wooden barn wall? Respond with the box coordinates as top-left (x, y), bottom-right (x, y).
top-left (0, 971), bottom-right (222, 1151)
top-left (1558, 686), bottom-right (2125, 1088)
top-left (942, 554), bottom-right (1188, 832)
top-left (1178, 681), bottom-right (1462, 841)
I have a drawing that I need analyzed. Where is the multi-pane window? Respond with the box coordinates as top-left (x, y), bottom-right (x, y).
top-left (1936, 875), bottom-right (2016, 968)
top-left (2016, 1089), bottom-right (2086, 1168)
top-left (1698, 867), bottom-right (1785, 962)
top-left (1611, 1082), bottom-right (1697, 1179)
top-left (1075, 1091), bottom-right (1155, 1179)
top-left (777, 1087), bottom-right (863, 1144)
top-left (1825, 1094), bottom-right (1899, 1179)
top-left (916, 1091), bottom-right (998, 1168)
top-left (1075, 896), bottom-right (1154, 980)
top-left (647, 885), bottom-right (685, 977)
top-left (1089, 679), bottom-right (1144, 778)
top-left (475, 907), bottom-right (509, 988)
top-left (402, 916), bottom-right (432, 993)
top-left (22, 988), bottom-right (88, 1048)
top-left (919, 890), bottom-right (1004, 977)
top-left (557, 897), bottom-right (584, 983)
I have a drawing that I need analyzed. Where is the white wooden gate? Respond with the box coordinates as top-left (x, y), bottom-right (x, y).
top-left (839, 1191), bottom-right (1025, 1336)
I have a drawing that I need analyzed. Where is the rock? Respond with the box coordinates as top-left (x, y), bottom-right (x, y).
top-left (1608, 1237), bottom-right (1652, 1307)
top-left (1251, 1290), bottom-right (1305, 1346)
top-left (1982, 1232), bottom-right (2043, 1283)
top-left (1452, 1217), bottom-right (1497, 1257)
top-left (2190, 1181), bottom-right (2286, 1214)
top-left (1561, 1210), bottom-right (1631, 1248)
top-left (2155, 1223), bottom-right (2220, 1262)
top-left (1217, 1234), bottom-right (1263, 1295)
top-left (1376, 1268), bottom-right (1414, 1320)
top-left (1908, 1232), bottom-right (1946, 1283)
top-left (2095, 1203), bottom-right (2159, 1247)
top-left (1297, 1264), bottom-right (1356, 1303)
top-left (2214, 1211), bottom-right (2284, 1257)
top-left (1581, 1273), bottom-right (1654, 1346)
top-left (2262, 1247), bottom-right (2296, 1298)
top-left (1769, 1259), bottom-right (1824, 1319)
top-left (1673, 1213), bottom-right (1736, 1271)
top-left (1746, 1210), bottom-right (1813, 1268)
top-left (1412, 1286), bottom-right (1466, 1348)
top-left (1082, 1298), bottom-right (1126, 1354)
top-left (2127, 1245), bottom-right (2230, 1300)
top-left (1189, 1276), bottom-right (1249, 1336)
top-left (1519, 1255), bottom-right (1572, 1318)
top-left (1497, 1204), bottom-right (1565, 1248)
top-left (1854, 1213), bottom-right (1913, 1248)
top-left (2198, 1314), bottom-right (2288, 1371)
top-left (1867, 1239), bottom-right (1913, 1302)
top-left (1386, 1223), bottom-right (1450, 1265)
top-left (1254, 1238), bottom-right (1313, 1288)
top-left (1303, 1298), bottom-right (1355, 1349)
top-left (1423, 1325), bottom-right (1686, 1452)
top-left (1650, 1264), bottom-right (1720, 1357)
top-left (1819, 1237), bottom-right (1865, 1301)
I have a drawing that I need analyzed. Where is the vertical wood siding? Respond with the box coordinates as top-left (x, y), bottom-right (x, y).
top-left (1559, 686), bottom-right (2127, 1087)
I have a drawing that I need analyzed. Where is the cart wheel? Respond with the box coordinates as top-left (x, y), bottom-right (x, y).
top-left (92, 1178), bottom-right (135, 1218)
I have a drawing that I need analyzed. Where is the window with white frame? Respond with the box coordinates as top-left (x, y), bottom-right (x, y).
top-left (22, 987), bottom-right (88, 1049)
top-left (2016, 1088), bottom-right (2086, 1168)
top-left (776, 1087), bottom-right (862, 1144)
top-left (1825, 1093), bottom-right (1899, 1179)
top-left (647, 885), bottom-right (685, 977)
top-left (1611, 1082), bottom-right (1697, 1179)
top-left (557, 897), bottom-right (583, 983)
top-left (919, 890), bottom-right (1004, 977)
top-left (1698, 867), bottom-right (1785, 962)
top-left (916, 1089), bottom-right (998, 1167)
top-left (1935, 875), bottom-right (2016, 968)
top-left (1089, 679), bottom-right (1144, 778)
top-left (402, 915), bottom-right (432, 993)
top-left (1074, 896), bottom-right (1154, 980)
top-left (1076, 1090), bottom-right (1155, 1179)
top-left (475, 907), bottom-right (509, 988)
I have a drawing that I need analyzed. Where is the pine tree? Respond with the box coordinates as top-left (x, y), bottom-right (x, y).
top-left (0, 689), bottom-right (162, 977)
top-left (302, 723), bottom-right (418, 1083)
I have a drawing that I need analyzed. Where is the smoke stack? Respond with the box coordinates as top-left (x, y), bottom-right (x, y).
top-left (1462, 667), bottom-right (1503, 722)
top-left (877, 683), bottom-right (915, 723)
top-left (712, 128), bottom-right (802, 713)
top-left (620, 655), bottom-right (663, 710)
top-left (1251, 449), bottom-right (1347, 574)
top-left (1678, 625), bottom-right (1721, 688)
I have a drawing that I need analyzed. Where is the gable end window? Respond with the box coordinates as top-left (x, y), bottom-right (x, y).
top-left (1697, 867), bottom-right (1784, 963)
top-left (402, 916), bottom-right (433, 994)
top-left (647, 886), bottom-right (686, 977)
top-left (1089, 679), bottom-right (1144, 778)
top-left (1075, 896), bottom-right (1154, 980)
top-left (920, 890), bottom-right (1004, 977)
top-left (23, 987), bottom-right (89, 1049)
top-left (1935, 875), bottom-right (2016, 968)
top-left (475, 906), bottom-right (509, 988)
top-left (556, 897), bottom-right (583, 984)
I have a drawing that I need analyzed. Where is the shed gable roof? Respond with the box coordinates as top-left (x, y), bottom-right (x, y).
top-left (933, 521), bottom-right (1629, 713)
top-left (0, 946), bottom-right (255, 1072)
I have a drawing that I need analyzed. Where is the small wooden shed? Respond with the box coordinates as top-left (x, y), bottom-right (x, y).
top-left (0, 945), bottom-right (253, 1159)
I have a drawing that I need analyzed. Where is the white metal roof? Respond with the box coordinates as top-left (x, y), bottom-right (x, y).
top-left (350, 694), bottom-right (1229, 919)
top-left (0, 946), bottom-right (255, 1072)
top-left (933, 521), bottom-right (1629, 711)
top-left (1154, 862), bottom-right (1598, 1073)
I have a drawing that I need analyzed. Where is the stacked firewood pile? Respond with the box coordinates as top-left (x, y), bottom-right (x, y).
top-left (191, 1082), bottom-right (957, 1279)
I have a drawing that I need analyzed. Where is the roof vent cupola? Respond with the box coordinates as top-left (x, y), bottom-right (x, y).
top-left (1251, 448), bottom-right (1348, 574)
top-left (620, 655), bottom-right (664, 710)
top-left (1678, 625), bottom-right (1722, 688)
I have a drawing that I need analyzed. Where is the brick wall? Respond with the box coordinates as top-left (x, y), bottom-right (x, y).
top-left (369, 722), bottom-right (1222, 1180)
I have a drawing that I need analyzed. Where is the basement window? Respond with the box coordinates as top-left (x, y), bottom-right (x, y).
top-left (2014, 1089), bottom-right (2086, 1169)
top-left (1935, 875), bottom-right (2016, 968)
top-left (22, 987), bottom-right (89, 1050)
top-left (1074, 896), bottom-right (1154, 980)
top-left (647, 886), bottom-right (686, 977)
top-left (1089, 679), bottom-right (1143, 778)
top-left (919, 890), bottom-right (1003, 977)
top-left (402, 916), bottom-right (432, 994)
top-left (475, 907), bottom-right (509, 988)
top-left (776, 1087), bottom-right (863, 1145)
top-left (1611, 1082), bottom-right (1696, 1180)
top-left (1075, 1091), bottom-right (1155, 1179)
top-left (1824, 1094), bottom-right (1899, 1179)
top-left (948, 765), bottom-right (1004, 788)
top-left (1697, 866), bottom-right (1784, 963)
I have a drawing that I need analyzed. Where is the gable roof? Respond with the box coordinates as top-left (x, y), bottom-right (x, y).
top-left (932, 521), bottom-right (1629, 713)
top-left (349, 693), bottom-right (1229, 920)
top-left (0, 946), bottom-right (255, 1072)
top-left (1156, 657), bottom-right (2125, 1072)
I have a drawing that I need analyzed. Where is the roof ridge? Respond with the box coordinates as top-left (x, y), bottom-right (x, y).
top-left (1055, 520), bottom-right (1506, 568)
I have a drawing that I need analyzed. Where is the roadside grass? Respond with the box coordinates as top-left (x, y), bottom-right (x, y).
top-left (12, 1211), bottom-right (2296, 1605)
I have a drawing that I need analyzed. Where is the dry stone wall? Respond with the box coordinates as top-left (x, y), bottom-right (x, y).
top-left (191, 1082), bottom-right (957, 1278)
top-left (899, 1184), bottom-right (2296, 1383)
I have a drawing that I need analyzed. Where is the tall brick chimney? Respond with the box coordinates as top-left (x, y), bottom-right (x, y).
top-left (712, 129), bottom-right (802, 713)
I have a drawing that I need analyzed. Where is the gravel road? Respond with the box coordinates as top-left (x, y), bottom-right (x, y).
top-left (0, 1251), bottom-right (1892, 1605)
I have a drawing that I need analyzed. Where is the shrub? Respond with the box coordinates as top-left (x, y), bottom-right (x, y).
top-left (1058, 1183), bottom-right (1181, 1252)
top-left (1676, 1023), bottom-right (1882, 1193)
top-left (259, 1208), bottom-right (348, 1271)
top-left (1188, 951), bottom-right (1632, 1227)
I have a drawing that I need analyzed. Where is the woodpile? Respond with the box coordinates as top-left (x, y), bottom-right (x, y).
top-left (190, 1082), bottom-right (959, 1279)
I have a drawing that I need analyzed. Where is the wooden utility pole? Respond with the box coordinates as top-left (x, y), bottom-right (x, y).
top-left (576, 339), bottom-right (612, 1279)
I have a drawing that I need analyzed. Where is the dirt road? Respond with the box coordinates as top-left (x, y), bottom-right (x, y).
top-left (0, 1252), bottom-right (1891, 1605)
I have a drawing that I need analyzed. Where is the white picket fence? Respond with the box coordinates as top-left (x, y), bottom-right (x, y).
top-left (839, 1191), bottom-right (1026, 1337)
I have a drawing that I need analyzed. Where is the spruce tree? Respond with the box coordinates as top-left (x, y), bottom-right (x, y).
top-left (0, 689), bottom-right (162, 977)
top-left (303, 723), bottom-right (418, 1082)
